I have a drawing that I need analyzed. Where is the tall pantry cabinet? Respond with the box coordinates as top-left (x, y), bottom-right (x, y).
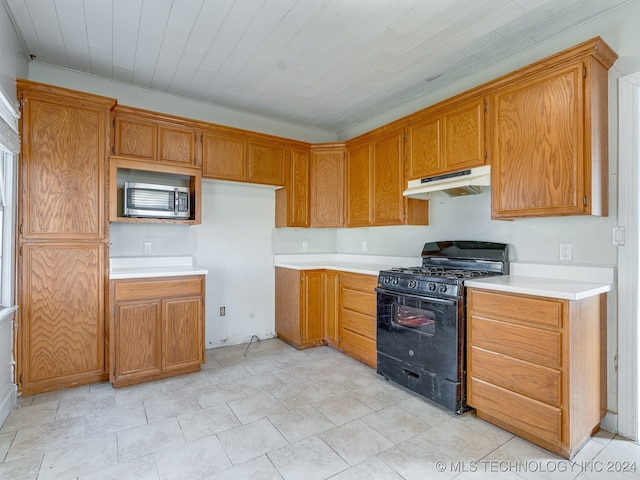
top-left (16, 80), bottom-right (116, 395)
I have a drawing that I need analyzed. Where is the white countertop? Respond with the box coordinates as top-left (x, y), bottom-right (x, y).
top-left (465, 262), bottom-right (614, 300)
top-left (273, 254), bottom-right (421, 276)
top-left (110, 256), bottom-right (209, 279)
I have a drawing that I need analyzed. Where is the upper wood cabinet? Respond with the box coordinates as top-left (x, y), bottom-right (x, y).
top-left (113, 105), bottom-right (199, 166)
top-left (346, 130), bottom-right (427, 227)
top-left (276, 146), bottom-right (311, 227)
top-left (201, 126), bottom-right (286, 187)
top-left (490, 37), bottom-right (617, 219)
top-left (310, 144), bottom-right (345, 228)
top-left (406, 95), bottom-right (486, 180)
top-left (18, 81), bottom-right (114, 240)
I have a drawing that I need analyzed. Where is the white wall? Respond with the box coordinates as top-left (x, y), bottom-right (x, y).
top-left (111, 180), bottom-right (277, 348)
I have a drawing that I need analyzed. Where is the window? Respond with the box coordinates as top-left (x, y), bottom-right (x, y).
top-left (0, 147), bottom-right (15, 307)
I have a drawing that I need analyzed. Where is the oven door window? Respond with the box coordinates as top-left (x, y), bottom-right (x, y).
top-left (393, 304), bottom-right (436, 336)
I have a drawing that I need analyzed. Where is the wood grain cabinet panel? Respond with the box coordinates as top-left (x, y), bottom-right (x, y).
top-left (346, 141), bottom-right (372, 227)
top-left (110, 276), bottom-right (205, 387)
top-left (17, 80), bottom-right (114, 396)
top-left (406, 96), bottom-right (485, 181)
top-left (373, 132), bottom-right (405, 225)
top-left (115, 301), bottom-right (161, 377)
top-left (339, 272), bottom-right (377, 368)
top-left (247, 140), bottom-right (285, 186)
top-left (310, 145), bottom-right (345, 227)
top-left (20, 243), bottom-right (106, 394)
top-left (201, 129), bottom-right (246, 181)
top-left (113, 106), bottom-right (198, 166)
top-left (324, 271), bottom-right (340, 347)
top-left (490, 37), bottom-right (617, 219)
top-left (276, 146), bottom-right (310, 227)
top-left (467, 287), bottom-right (606, 459)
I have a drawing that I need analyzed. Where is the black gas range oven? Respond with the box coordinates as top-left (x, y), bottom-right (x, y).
top-left (376, 241), bottom-right (508, 414)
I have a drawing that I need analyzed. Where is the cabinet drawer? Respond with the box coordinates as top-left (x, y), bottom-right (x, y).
top-left (471, 316), bottom-right (561, 368)
top-left (470, 289), bottom-right (563, 328)
top-left (470, 346), bottom-right (561, 405)
top-left (342, 288), bottom-right (376, 317)
top-left (340, 328), bottom-right (376, 368)
top-left (341, 272), bottom-right (377, 293)
top-left (469, 377), bottom-right (561, 445)
top-left (341, 309), bottom-right (375, 340)
top-left (114, 277), bottom-right (203, 301)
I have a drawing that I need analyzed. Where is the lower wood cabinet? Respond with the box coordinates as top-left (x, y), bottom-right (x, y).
top-left (275, 267), bottom-right (377, 367)
top-left (467, 288), bottom-right (606, 459)
top-left (110, 275), bottom-right (205, 387)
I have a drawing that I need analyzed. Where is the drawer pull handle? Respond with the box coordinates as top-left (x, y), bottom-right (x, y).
top-left (403, 368), bottom-right (419, 379)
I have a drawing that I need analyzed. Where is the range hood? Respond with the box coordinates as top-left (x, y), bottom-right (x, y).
top-left (403, 165), bottom-right (491, 199)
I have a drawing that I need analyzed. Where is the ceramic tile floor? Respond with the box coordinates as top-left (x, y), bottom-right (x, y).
top-left (1, 338), bottom-right (638, 480)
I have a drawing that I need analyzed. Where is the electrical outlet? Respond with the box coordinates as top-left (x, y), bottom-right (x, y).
top-left (559, 243), bottom-right (573, 261)
top-left (219, 306), bottom-right (226, 316)
top-left (302, 241), bottom-right (309, 252)
top-left (361, 241), bottom-right (367, 252)
top-left (143, 241), bottom-right (152, 254)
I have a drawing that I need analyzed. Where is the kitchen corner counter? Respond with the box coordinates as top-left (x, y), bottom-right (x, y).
top-left (465, 262), bottom-right (614, 300)
top-left (273, 254), bottom-right (421, 276)
top-left (110, 256), bottom-right (209, 279)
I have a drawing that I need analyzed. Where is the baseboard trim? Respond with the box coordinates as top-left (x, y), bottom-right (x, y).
top-left (601, 411), bottom-right (618, 434)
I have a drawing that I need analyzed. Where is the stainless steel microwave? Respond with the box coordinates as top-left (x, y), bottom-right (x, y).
top-left (123, 182), bottom-right (191, 219)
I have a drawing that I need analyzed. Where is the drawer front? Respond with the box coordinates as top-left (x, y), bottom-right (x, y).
top-left (341, 288), bottom-right (376, 317)
top-left (470, 289), bottom-right (563, 328)
top-left (341, 309), bottom-right (375, 340)
top-left (471, 316), bottom-right (562, 368)
top-left (341, 272), bottom-right (377, 293)
top-left (340, 328), bottom-right (376, 368)
top-left (115, 276), bottom-right (203, 301)
top-left (469, 377), bottom-right (561, 445)
top-left (470, 346), bottom-right (561, 405)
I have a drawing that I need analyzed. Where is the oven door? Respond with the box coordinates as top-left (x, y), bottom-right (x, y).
top-left (376, 287), bottom-right (463, 382)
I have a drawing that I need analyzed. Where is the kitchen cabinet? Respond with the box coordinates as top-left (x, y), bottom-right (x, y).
top-left (16, 80), bottom-right (115, 395)
top-left (310, 144), bottom-right (345, 227)
top-left (110, 275), bottom-right (205, 387)
top-left (202, 126), bottom-right (287, 186)
top-left (467, 288), bottom-right (606, 459)
top-left (490, 37), bottom-right (617, 219)
top-left (276, 146), bottom-right (310, 227)
top-left (113, 105), bottom-right (199, 167)
top-left (323, 271), bottom-right (340, 347)
top-left (346, 130), bottom-right (428, 227)
top-left (339, 272), bottom-right (377, 368)
top-left (275, 268), bottom-right (328, 348)
top-left (405, 95), bottom-right (486, 180)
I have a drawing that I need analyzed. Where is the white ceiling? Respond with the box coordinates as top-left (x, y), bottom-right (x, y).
top-left (4, 0), bottom-right (631, 132)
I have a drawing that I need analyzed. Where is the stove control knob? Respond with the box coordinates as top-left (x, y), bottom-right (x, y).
top-left (384, 276), bottom-right (391, 284)
top-left (392, 278), bottom-right (399, 286)
top-left (428, 283), bottom-right (437, 291)
top-left (409, 280), bottom-right (417, 288)
top-left (438, 284), bottom-right (448, 293)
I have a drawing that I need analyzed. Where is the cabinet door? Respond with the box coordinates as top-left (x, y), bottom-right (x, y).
top-left (114, 116), bottom-right (156, 161)
top-left (114, 300), bottom-right (162, 381)
top-left (158, 123), bottom-right (197, 165)
top-left (406, 114), bottom-right (441, 179)
top-left (345, 141), bottom-right (372, 227)
top-left (324, 271), bottom-right (340, 347)
top-left (19, 243), bottom-right (106, 394)
top-left (247, 140), bottom-right (286, 186)
top-left (202, 130), bottom-right (246, 180)
top-left (491, 64), bottom-right (585, 218)
top-left (373, 131), bottom-right (404, 225)
top-left (443, 97), bottom-right (485, 171)
top-left (301, 272), bottom-right (324, 345)
top-left (20, 93), bottom-right (108, 239)
top-left (289, 147), bottom-right (310, 226)
top-left (163, 296), bottom-right (203, 370)
top-left (275, 267), bottom-right (303, 347)
top-left (310, 146), bottom-right (345, 227)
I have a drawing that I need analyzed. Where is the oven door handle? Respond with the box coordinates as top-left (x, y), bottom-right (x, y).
top-left (375, 287), bottom-right (457, 305)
